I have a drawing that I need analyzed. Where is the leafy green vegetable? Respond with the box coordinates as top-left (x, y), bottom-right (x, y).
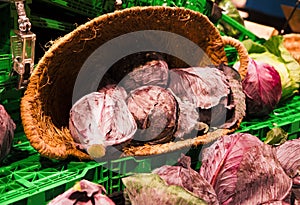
top-left (122, 173), bottom-right (208, 205)
top-left (215, 0), bottom-right (244, 38)
top-left (242, 36), bottom-right (300, 101)
top-left (264, 127), bottom-right (288, 145)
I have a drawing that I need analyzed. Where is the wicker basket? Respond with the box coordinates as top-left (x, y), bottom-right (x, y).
top-left (283, 33), bottom-right (300, 64)
top-left (20, 6), bottom-right (248, 160)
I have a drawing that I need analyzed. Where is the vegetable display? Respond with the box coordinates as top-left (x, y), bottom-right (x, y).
top-left (0, 104), bottom-right (16, 163)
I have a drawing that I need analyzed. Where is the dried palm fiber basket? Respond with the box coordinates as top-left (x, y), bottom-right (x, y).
top-left (283, 33), bottom-right (300, 64)
top-left (20, 6), bottom-right (249, 160)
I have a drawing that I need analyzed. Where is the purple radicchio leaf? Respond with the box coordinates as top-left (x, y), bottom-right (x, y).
top-left (0, 104), bottom-right (16, 162)
top-left (230, 145), bottom-right (292, 205)
top-left (153, 154), bottom-right (219, 205)
top-left (276, 138), bottom-right (300, 178)
top-left (48, 179), bottom-right (115, 205)
top-left (69, 85), bottom-right (137, 155)
top-left (199, 133), bottom-right (263, 204)
top-left (168, 67), bottom-right (230, 109)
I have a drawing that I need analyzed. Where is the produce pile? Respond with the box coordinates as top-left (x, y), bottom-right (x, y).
top-left (69, 52), bottom-right (245, 158)
top-left (122, 133), bottom-right (300, 205)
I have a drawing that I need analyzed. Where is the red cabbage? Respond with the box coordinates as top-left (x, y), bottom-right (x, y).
top-left (276, 138), bottom-right (300, 203)
top-left (200, 133), bottom-right (293, 204)
top-left (199, 133), bottom-right (264, 204)
top-left (276, 138), bottom-right (300, 178)
top-left (69, 85), bottom-right (137, 158)
top-left (168, 67), bottom-right (230, 109)
top-left (241, 58), bottom-right (282, 117)
top-left (231, 145), bottom-right (292, 205)
top-left (120, 59), bottom-right (169, 92)
top-left (126, 85), bottom-right (177, 145)
top-left (48, 179), bottom-right (115, 205)
top-left (0, 104), bottom-right (16, 163)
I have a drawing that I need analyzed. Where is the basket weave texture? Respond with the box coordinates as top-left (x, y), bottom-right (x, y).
top-left (21, 6), bottom-right (247, 160)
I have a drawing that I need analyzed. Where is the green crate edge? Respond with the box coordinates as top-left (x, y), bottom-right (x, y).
top-left (0, 155), bottom-right (109, 205)
top-left (0, 54), bottom-right (12, 83)
top-left (237, 95), bottom-right (300, 141)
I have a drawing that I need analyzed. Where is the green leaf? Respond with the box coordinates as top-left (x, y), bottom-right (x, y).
top-left (122, 173), bottom-right (208, 205)
top-left (264, 127), bottom-right (288, 146)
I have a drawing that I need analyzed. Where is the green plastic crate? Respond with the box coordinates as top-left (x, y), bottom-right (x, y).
top-left (108, 147), bottom-right (202, 194)
top-left (0, 54), bottom-right (12, 83)
top-left (0, 3), bottom-right (11, 55)
top-left (30, 15), bottom-right (76, 32)
top-left (0, 154), bottom-right (109, 205)
top-left (237, 95), bottom-right (300, 141)
top-left (38, 0), bottom-right (103, 17)
top-left (121, 0), bottom-right (210, 14)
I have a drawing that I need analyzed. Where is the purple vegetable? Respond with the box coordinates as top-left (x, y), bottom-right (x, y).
top-left (126, 85), bottom-right (177, 145)
top-left (168, 67), bottom-right (230, 109)
top-left (276, 138), bottom-right (300, 178)
top-left (293, 176), bottom-right (300, 203)
top-left (120, 59), bottom-right (169, 92)
top-left (276, 138), bottom-right (300, 203)
top-left (153, 154), bottom-right (219, 205)
top-left (231, 145), bottom-right (292, 205)
top-left (168, 66), bottom-right (243, 129)
top-left (200, 133), bottom-right (293, 204)
top-left (241, 58), bottom-right (282, 117)
top-left (48, 179), bottom-right (115, 205)
top-left (69, 85), bottom-right (137, 158)
top-left (0, 104), bottom-right (16, 162)
top-left (199, 133), bottom-right (264, 204)
top-left (171, 94), bottom-right (200, 139)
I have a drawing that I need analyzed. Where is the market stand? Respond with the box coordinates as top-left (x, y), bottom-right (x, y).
top-left (0, 0), bottom-right (299, 204)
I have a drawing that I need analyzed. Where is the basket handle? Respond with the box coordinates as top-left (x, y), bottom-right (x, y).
top-left (221, 36), bottom-right (249, 80)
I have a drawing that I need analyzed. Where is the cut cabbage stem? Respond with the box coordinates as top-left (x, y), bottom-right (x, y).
top-left (195, 122), bottom-right (209, 134)
top-left (87, 144), bottom-right (106, 158)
